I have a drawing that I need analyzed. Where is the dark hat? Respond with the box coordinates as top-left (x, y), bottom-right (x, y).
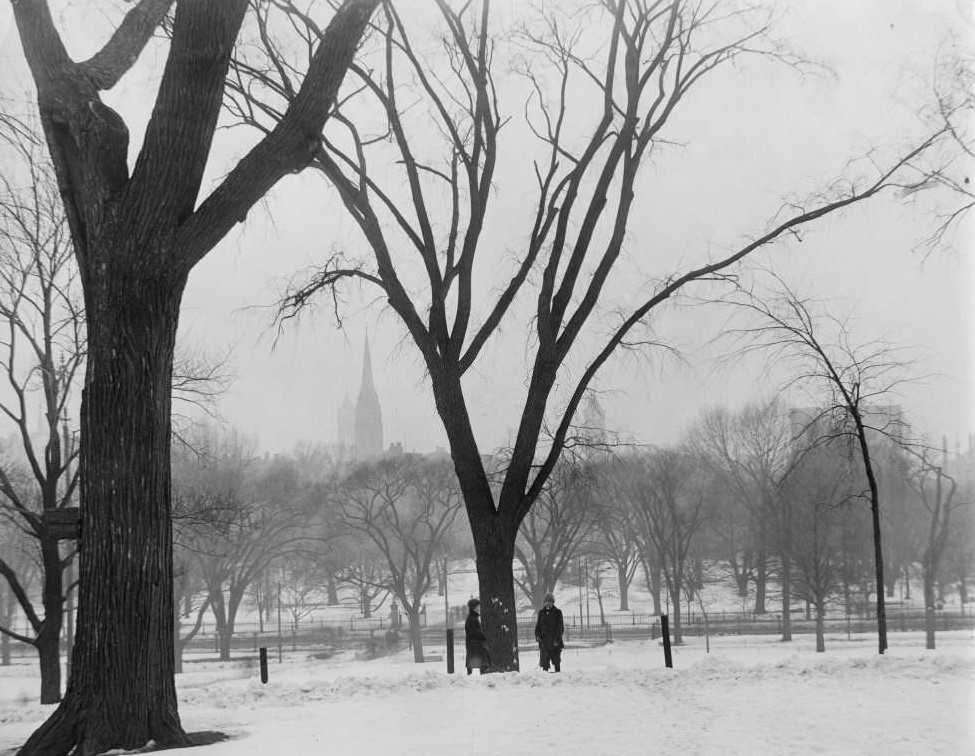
top-left (467, 598), bottom-right (481, 610)
top-left (543, 593), bottom-right (555, 604)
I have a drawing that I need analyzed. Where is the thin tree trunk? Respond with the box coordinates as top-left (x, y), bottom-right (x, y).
top-left (815, 600), bottom-right (826, 652)
top-left (409, 612), bottom-right (424, 663)
top-left (218, 626), bottom-right (233, 661)
top-left (669, 576), bottom-right (683, 644)
top-left (735, 560), bottom-right (750, 598)
top-left (924, 559), bottom-right (937, 650)
top-left (781, 555), bottom-right (792, 642)
top-left (651, 560), bottom-right (663, 615)
top-left (37, 537), bottom-right (64, 703)
top-left (754, 554), bottom-right (767, 614)
top-left (849, 417), bottom-right (887, 655)
top-left (617, 568), bottom-right (630, 611)
top-left (174, 619), bottom-right (184, 675)
top-left (642, 558), bottom-right (663, 615)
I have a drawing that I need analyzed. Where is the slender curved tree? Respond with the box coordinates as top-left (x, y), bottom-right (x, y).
top-left (723, 275), bottom-right (920, 653)
top-left (8, 1), bottom-right (379, 752)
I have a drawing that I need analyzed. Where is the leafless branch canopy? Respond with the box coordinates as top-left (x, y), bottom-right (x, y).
top-left (718, 271), bottom-right (919, 448)
top-left (231, 0), bottom-right (948, 528)
top-left (0, 111), bottom-right (84, 527)
top-left (894, 49), bottom-right (974, 252)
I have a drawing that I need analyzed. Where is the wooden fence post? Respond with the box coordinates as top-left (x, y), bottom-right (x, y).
top-left (446, 628), bottom-right (455, 674)
top-left (660, 615), bottom-right (673, 668)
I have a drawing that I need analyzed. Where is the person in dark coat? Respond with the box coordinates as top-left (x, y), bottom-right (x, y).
top-left (534, 592), bottom-right (564, 672)
top-left (464, 598), bottom-right (490, 675)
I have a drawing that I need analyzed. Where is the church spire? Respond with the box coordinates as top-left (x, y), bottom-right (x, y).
top-left (359, 333), bottom-right (376, 397)
top-left (354, 332), bottom-right (383, 459)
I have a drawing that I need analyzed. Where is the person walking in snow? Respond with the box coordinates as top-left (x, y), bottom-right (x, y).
top-left (465, 598), bottom-right (490, 675)
top-left (535, 593), bottom-right (564, 672)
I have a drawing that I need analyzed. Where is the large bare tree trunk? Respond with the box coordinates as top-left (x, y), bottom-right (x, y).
top-left (10, 0), bottom-right (377, 749)
top-left (20, 271), bottom-right (188, 754)
top-left (472, 521), bottom-right (520, 672)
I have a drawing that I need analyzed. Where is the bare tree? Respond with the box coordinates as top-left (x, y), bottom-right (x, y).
top-left (695, 466), bottom-right (762, 610)
top-left (690, 402), bottom-right (800, 621)
top-left (173, 431), bottom-right (314, 661)
top-left (785, 432), bottom-right (856, 652)
top-left (898, 50), bottom-right (974, 251)
top-left (170, 528), bottom-right (210, 674)
top-left (904, 441), bottom-right (966, 649)
top-left (232, 1), bottom-right (950, 670)
top-left (595, 454), bottom-right (668, 615)
top-left (9, 1), bottom-right (379, 751)
top-left (514, 458), bottom-right (596, 609)
top-left (875, 444), bottom-right (920, 600)
top-left (724, 276), bottom-right (920, 653)
top-left (278, 561), bottom-right (325, 633)
top-left (0, 519), bottom-right (39, 667)
top-left (584, 557), bottom-right (611, 627)
top-left (628, 447), bottom-right (710, 643)
top-left (944, 488), bottom-right (975, 608)
top-left (587, 473), bottom-right (642, 612)
top-left (0, 109), bottom-right (233, 700)
top-left (335, 454), bottom-right (464, 662)
top-left (338, 553), bottom-right (390, 620)
top-left (0, 112), bottom-right (82, 704)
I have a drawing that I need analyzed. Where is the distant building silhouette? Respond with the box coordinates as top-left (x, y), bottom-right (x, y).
top-left (337, 395), bottom-right (355, 450)
top-left (354, 335), bottom-right (383, 460)
top-left (579, 392), bottom-right (607, 447)
top-left (336, 335), bottom-right (384, 461)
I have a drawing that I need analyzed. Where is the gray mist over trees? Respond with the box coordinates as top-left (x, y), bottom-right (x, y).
top-left (0, 2), bottom-right (970, 755)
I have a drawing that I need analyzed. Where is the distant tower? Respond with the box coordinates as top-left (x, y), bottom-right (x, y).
top-left (354, 335), bottom-right (383, 459)
top-left (337, 394), bottom-right (355, 451)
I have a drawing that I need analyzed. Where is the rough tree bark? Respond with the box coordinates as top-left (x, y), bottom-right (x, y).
top-left (10, 1), bottom-right (378, 752)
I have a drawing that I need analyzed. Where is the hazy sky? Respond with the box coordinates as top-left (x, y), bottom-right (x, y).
top-left (1, 1), bottom-right (973, 458)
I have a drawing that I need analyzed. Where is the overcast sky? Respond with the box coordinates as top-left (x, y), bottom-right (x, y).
top-left (1, 0), bottom-right (972, 458)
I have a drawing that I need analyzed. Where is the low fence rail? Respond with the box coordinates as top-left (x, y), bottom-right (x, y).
top-left (177, 606), bottom-right (971, 657)
top-left (2, 606), bottom-right (970, 663)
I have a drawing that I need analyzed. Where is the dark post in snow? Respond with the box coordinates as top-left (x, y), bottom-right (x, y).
top-left (660, 615), bottom-right (673, 668)
top-left (277, 581), bottom-right (283, 663)
top-left (259, 647), bottom-right (268, 684)
top-left (446, 629), bottom-right (455, 674)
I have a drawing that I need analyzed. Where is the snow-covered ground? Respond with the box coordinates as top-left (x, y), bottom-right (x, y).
top-left (2, 630), bottom-right (973, 755)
